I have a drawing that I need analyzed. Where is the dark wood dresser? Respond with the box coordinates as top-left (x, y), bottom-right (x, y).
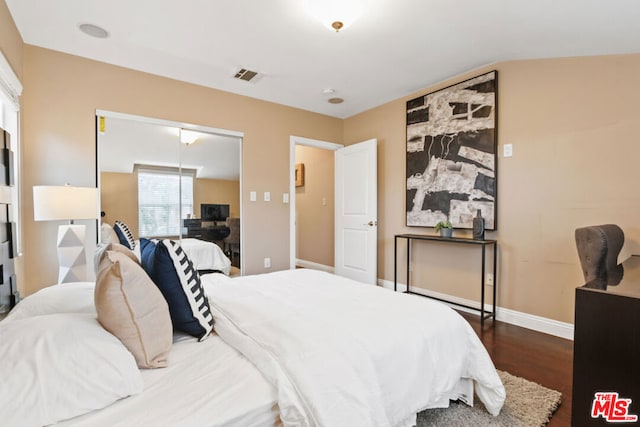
top-left (572, 255), bottom-right (640, 425)
top-left (182, 219), bottom-right (230, 247)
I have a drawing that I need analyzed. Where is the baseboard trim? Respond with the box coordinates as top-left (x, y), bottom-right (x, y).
top-left (378, 279), bottom-right (574, 341)
top-left (295, 259), bottom-right (334, 273)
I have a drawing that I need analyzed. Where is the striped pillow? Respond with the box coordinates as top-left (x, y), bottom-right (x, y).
top-left (140, 239), bottom-right (213, 341)
top-left (114, 220), bottom-right (136, 250)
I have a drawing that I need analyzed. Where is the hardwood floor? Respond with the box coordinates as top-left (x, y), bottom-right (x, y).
top-left (459, 311), bottom-right (573, 427)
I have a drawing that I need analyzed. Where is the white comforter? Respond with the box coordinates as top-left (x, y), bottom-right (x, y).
top-left (202, 269), bottom-right (505, 427)
top-left (178, 238), bottom-right (231, 274)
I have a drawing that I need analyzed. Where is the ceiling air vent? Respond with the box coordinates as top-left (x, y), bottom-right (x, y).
top-left (234, 68), bottom-right (260, 82)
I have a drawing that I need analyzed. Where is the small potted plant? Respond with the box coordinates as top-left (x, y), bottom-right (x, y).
top-left (435, 219), bottom-right (453, 238)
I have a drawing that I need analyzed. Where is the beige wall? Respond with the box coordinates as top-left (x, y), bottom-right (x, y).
top-left (100, 172), bottom-right (138, 236)
top-left (21, 45), bottom-right (343, 294)
top-left (344, 53), bottom-right (640, 324)
top-left (0, 0), bottom-right (22, 79)
top-left (195, 178), bottom-right (240, 219)
top-left (295, 145), bottom-right (334, 267)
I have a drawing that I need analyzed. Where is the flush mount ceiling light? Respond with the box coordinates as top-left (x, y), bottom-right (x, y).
top-left (306, 0), bottom-right (366, 32)
top-left (322, 89), bottom-right (344, 104)
top-left (78, 23), bottom-right (110, 39)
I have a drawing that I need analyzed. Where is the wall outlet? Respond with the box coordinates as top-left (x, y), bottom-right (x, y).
top-left (264, 257), bottom-right (271, 268)
top-left (486, 273), bottom-right (494, 286)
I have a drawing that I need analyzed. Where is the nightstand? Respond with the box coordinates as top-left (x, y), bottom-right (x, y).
top-left (572, 255), bottom-right (640, 425)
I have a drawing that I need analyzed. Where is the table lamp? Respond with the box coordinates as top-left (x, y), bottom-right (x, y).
top-left (33, 185), bottom-right (99, 283)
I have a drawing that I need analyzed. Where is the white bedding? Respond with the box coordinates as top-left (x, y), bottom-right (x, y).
top-left (178, 238), bottom-right (232, 275)
top-left (202, 269), bottom-right (506, 427)
top-left (3, 282), bottom-right (280, 427)
top-left (60, 333), bottom-right (280, 427)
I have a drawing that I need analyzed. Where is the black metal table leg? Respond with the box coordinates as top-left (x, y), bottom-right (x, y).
top-left (481, 244), bottom-right (486, 327)
top-left (492, 242), bottom-right (497, 321)
top-left (406, 238), bottom-right (411, 293)
top-left (394, 236), bottom-right (398, 292)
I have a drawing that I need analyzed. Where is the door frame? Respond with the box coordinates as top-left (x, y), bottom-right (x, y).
top-left (289, 136), bottom-right (343, 270)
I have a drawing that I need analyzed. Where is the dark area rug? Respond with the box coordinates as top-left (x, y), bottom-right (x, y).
top-left (417, 370), bottom-right (562, 426)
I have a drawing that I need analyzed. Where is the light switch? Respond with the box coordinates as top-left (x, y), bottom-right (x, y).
top-left (264, 192), bottom-right (271, 202)
top-left (250, 191), bottom-right (256, 202)
top-left (503, 144), bottom-right (513, 157)
top-left (283, 193), bottom-right (289, 204)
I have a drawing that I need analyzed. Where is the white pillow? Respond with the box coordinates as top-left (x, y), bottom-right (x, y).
top-left (0, 313), bottom-right (143, 426)
top-left (101, 222), bottom-right (119, 245)
top-left (3, 282), bottom-right (97, 323)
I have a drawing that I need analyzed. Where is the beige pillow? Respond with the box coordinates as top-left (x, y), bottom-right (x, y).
top-left (95, 250), bottom-right (172, 368)
top-left (94, 242), bottom-right (140, 275)
top-left (107, 242), bottom-right (139, 264)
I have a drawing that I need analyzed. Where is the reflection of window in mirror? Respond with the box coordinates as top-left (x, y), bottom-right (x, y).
top-left (136, 165), bottom-right (195, 238)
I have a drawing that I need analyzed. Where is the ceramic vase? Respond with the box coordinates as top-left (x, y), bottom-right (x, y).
top-left (473, 209), bottom-right (485, 240)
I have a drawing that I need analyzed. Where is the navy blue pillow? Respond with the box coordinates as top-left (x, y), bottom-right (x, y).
top-left (113, 220), bottom-right (136, 250)
top-left (140, 239), bottom-right (213, 340)
top-left (139, 238), bottom-right (157, 271)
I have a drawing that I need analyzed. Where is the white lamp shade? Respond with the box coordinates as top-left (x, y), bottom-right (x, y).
top-left (33, 186), bottom-right (99, 221)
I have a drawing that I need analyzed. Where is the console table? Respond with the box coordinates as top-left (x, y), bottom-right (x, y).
top-left (394, 234), bottom-right (497, 326)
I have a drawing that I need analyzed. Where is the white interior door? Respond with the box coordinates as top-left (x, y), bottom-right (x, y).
top-left (335, 139), bottom-right (377, 284)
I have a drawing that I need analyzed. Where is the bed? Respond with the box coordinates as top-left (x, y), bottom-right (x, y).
top-left (0, 250), bottom-right (505, 426)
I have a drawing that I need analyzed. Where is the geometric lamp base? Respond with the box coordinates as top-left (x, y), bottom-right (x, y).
top-left (57, 224), bottom-right (87, 283)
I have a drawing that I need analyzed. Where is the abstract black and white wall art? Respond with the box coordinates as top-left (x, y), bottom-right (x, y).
top-left (406, 71), bottom-right (497, 229)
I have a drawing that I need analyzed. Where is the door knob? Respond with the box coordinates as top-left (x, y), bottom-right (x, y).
top-left (366, 220), bottom-right (377, 227)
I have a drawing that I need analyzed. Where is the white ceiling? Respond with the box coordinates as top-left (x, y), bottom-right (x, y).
top-left (99, 116), bottom-right (241, 180)
top-left (7, 0), bottom-right (640, 119)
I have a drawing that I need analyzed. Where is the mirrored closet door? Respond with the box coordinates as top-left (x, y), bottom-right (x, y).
top-left (96, 112), bottom-right (242, 275)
